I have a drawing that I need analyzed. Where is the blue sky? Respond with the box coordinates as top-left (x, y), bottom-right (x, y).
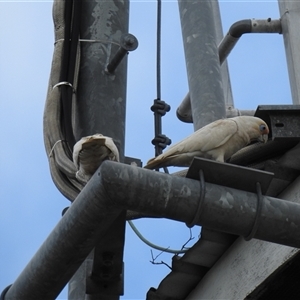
top-left (0, 1), bottom-right (291, 299)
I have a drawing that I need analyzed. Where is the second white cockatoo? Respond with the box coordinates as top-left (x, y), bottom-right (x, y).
top-left (73, 133), bottom-right (119, 183)
top-left (144, 116), bottom-right (269, 170)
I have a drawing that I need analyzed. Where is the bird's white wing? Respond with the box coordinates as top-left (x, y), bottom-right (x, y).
top-left (160, 119), bottom-right (237, 158)
top-left (145, 119), bottom-right (238, 169)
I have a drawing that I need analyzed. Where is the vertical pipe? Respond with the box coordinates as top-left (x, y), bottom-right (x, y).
top-left (278, 0), bottom-right (300, 104)
top-left (74, 0), bottom-right (129, 162)
top-left (211, 0), bottom-right (234, 110)
top-left (70, 0), bottom-right (129, 298)
top-left (178, 0), bottom-right (226, 131)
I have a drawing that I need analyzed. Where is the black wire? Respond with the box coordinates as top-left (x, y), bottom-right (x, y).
top-left (156, 0), bottom-right (161, 101)
top-left (60, 0), bottom-right (73, 156)
top-left (59, 0), bottom-right (82, 156)
top-left (66, 0), bottom-right (82, 149)
top-left (154, 0), bottom-right (169, 174)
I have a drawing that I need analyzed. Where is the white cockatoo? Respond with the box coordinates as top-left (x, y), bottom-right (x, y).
top-left (73, 133), bottom-right (119, 183)
top-left (144, 116), bottom-right (269, 170)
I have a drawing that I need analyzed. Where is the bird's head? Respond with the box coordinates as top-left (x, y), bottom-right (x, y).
top-left (234, 116), bottom-right (269, 144)
top-left (248, 116), bottom-right (269, 143)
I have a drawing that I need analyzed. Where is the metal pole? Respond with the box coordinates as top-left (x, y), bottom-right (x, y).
top-left (278, 0), bottom-right (300, 104)
top-left (74, 0), bottom-right (129, 163)
top-left (178, 0), bottom-right (226, 131)
top-left (210, 0), bottom-right (234, 110)
top-left (70, 0), bottom-right (129, 298)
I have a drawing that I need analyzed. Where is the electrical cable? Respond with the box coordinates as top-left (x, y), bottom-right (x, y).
top-left (59, 0), bottom-right (74, 152)
top-left (150, 0), bottom-right (171, 173)
top-left (127, 220), bottom-right (188, 254)
top-left (156, 0), bottom-right (161, 101)
top-left (43, 0), bottom-right (84, 202)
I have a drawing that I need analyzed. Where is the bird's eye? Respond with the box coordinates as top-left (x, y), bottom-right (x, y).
top-left (260, 124), bottom-right (266, 131)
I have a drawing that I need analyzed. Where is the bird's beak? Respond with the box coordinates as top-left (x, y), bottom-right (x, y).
top-left (258, 134), bottom-right (268, 143)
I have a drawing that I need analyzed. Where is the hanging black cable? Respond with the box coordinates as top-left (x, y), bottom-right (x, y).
top-left (59, 0), bottom-right (81, 155)
top-left (156, 0), bottom-right (161, 101)
top-left (66, 0), bottom-right (82, 149)
top-left (151, 0), bottom-right (171, 173)
top-left (59, 0), bottom-right (73, 156)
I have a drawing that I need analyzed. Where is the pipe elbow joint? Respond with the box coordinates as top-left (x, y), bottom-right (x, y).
top-left (229, 19), bottom-right (252, 38)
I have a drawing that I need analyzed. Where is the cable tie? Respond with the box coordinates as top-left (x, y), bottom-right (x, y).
top-left (186, 170), bottom-right (206, 228)
top-left (244, 182), bottom-right (263, 241)
top-left (49, 140), bottom-right (65, 158)
top-left (52, 81), bottom-right (76, 93)
top-left (54, 38), bottom-right (121, 47)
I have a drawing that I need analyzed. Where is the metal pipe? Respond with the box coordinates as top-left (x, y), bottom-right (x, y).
top-left (177, 18), bottom-right (282, 124)
top-left (218, 18), bottom-right (282, 64)
top-left (178, 0), bottom-right (226, 130)
top-left (105, 33), bottom-right (138, 74)
top-left (74, 0), bottom-right (130, 163)
top-left (278, 0), bottom-right (300, 104)
top-left (177, 104), bottom-right (255, 123)
top-left (70, 0), bottom-right (130, 298)
top-left (5, 160), bottom-right (300, 299)
top-left (210, 0), bottom-right (234, 110)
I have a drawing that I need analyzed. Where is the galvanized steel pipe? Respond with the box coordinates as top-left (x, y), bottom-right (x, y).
top-left (177, 18), bottom-right (282, 124)
top-left (178, 0), bottom-right (226, 130)
top-left (4, 160), bottom-right (300, 299)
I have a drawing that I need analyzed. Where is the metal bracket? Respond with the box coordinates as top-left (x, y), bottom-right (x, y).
top-left (255, 105), bottom-right (300, 140)
top-left (86, 211), bottom-right (126, 296)
top-left (186, 157), bottom-right (274, 194)
top-left (124, 156), bottom-right (142, 167)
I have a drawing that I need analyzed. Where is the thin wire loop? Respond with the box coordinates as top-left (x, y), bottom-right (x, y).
top-left (55, 38), bottom-right (121, 47)
top-left (49, 140), bottom-right (66, 158)
top-left (128, 220), bottom-right (188, 254)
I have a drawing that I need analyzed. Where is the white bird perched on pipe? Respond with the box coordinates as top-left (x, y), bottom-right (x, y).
top-left (73, 134), bottom-right (119, 183)
top-left (144, 116), bottom-right (269, 170)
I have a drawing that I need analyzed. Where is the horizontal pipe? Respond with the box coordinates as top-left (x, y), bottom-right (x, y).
top-left (219, 18), bottom-right (282, 64)
top-left (4, 161), bottom-right (300, 299)
top-left (177, 18), bottom-right (282, 124)
top-left (176, 104), bottom-right (255, 123)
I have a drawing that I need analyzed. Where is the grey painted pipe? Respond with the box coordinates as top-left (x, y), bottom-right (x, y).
top-left (177, 19), bottom-right (282, 124)
top-left (5, 160), bottom-right (300, 299)
top-left (178, 0), bottom-right (226, 130)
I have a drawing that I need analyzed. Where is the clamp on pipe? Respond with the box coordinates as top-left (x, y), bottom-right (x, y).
top-left (186, 170), bottom-right (206, 228)
top-left (244, 182), bottom-right (264, 241)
